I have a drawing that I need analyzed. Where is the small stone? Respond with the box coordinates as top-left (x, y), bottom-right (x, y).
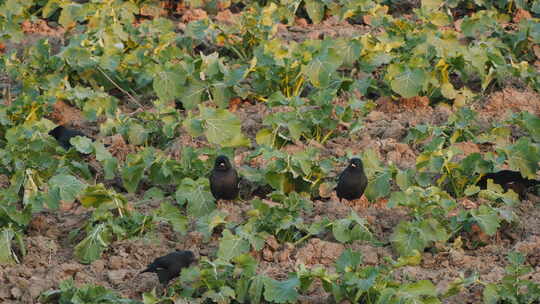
top-left (92, 260), bottom-right (105, 273)
top-left (358, 245), bottom-right (378, 265)
top-left (262, 248), bottom-right (273, 262)
top-left (10, 287), bottom-right (22, 298)
top-left (109, 256), bottom-right (123, 270)
top-left (107, 270), bottom-right (128, 285)
top-left (266, 236), bottom-right (280, 251)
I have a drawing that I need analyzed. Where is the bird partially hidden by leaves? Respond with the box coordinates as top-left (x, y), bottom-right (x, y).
top-left (48, 125), bottom-right (88, 150)
top-left (477, 170), bottom-right (540, 199)
top-left (140, 250), bottom-right (196, 286)
top-left (336, 158), bottom-right (368, 206)
top-left (210, 155), bottom-right (239, 206)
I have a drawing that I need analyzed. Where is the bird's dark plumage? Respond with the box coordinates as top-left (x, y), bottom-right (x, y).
top-left (336, 158), bottom-right (368, 202)
top-left (210, 155), bottom-right (239, 201)
top-left (48, 126), bottom-right (87, 150)
top-left (140, 250), bottom-right (196, 285)
top-left (477, 170), bottom-right (540, 197)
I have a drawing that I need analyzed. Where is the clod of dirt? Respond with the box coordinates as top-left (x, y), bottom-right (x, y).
top-left (49, 100), bottom-right (87, 128)
top-left (349, 244), bottom-right (379, 265)
top-left (296, 238), bottom-right (344, 266)
top-left (181, 9), bottom-right (208, 23)
top-left (480, 87), bottom-right (540, 117)
top-left (107, 270), bottom-right (129, 285)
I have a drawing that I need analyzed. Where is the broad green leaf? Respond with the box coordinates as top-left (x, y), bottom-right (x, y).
top-left (263, 277), bottom-right (300, 303)
top-left (157, 202), bottom-right (188, 234)
top-left (127, 123), bottom-right (148, 145)
top-left (0, 227), bottom-right (20, 265)
top-left (422, 0), bottom-right (444, 11)
top-left (304, 0), bottom-right (325, 24)
top-left (505, 138), bottom-right (540, 179)
top-left (181, 81), bottom-right (206, 110)
top-left (48, 174), bottom-right (87, 204)
top-left (482, 284), bottom-right (500, 304)
top-left (302, 49), bottom-right (342, 88)
top-left (332, 212), bottom-right (373, 243)
top-left (196, 209), bottom-right (228, 240)
top-left (175, 178), bottom-right (215, 218)
top-left (153, 68), bottom-right (186, 102)
top-left (398, 280), bottom-right (438, 298)
top-left (256, 129), bottom-right (273, 146)
top-left (365, 171), bottom-right (391, 201)
top-left (335, 248), bottom-right (362, 273)
top-left (199, 106), bottom-right (250, 147)
top-left (391, 221), bottom-right (427, 256)
top-left (471, 205), bottom-right (500, 236)
top-left (73, 224), bottom-right (111, 264)
top-left (217, 230), bottom-right (250, 262)
top-left (521, 112), bottom-right (540, 142)
top-left (71, 136), bottom-right (93, 154)
top-left (249, 274), bottom-right (266, 304)
top-left (390, 68), bottom-right (426, 98)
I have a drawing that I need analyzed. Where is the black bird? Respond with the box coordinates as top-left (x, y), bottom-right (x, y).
top-left (336, 158), bottom-right (368, 203)
top-left (210, 155), bottom-right (239, 202)
top-left (48, 125), bottom-right (87, 150)
top-left (140, 250), bottom-right (196, 286)
top-left (477, 170), bottom-right (540, 198)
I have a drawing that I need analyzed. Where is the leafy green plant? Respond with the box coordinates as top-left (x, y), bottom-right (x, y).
top-left (40, 278), bottom-right (141, 304)
top-left (71, 184), bottom-right (155, 264)
top-left (483, 252), bottom-right (540, 304)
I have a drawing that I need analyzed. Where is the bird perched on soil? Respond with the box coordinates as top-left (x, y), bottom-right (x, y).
top-left (477, 170), bottom-right (540, 198)
top-left (140, 250), bottom-right (196, 286)
top-left (336, 158), bottom-right (368, 205)
top-left (48, 125), bottom-right (88, 150)
top-left (210, 155), bottom-right (239, 204)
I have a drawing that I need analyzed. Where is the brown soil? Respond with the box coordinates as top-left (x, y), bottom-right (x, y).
top-left (1, 11), bottom-right (540, 304)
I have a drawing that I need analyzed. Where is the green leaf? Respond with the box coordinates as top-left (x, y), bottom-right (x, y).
top-left (73, 224), bottom-right (111, 264)
top-left (153, 67), bottom-right (187, 102)
top-left (482, 284), bottom-right (500, 304)
top-left (335, 248), bottom-right (363, 273)
top-left (471, 205), bottom-right (500, 236)
top-left (304, 0), bottom-right (325, 24)
top-left (398, 280), bottom-right (438, 298)
top-left (364, 171), bottom-right (391, 201)
top-left (263, 277), bottom-right (300, 303)
top-left (175, 178), bottom-right (215, 218)
top-left (521, 112), bottom-right (540, 142)
top-left (181, 81), bottom-right (206, 110)
top-left (156, 202), bottom-right (188, 234)
top-left (249, 274), bottom-right (266, 304)
top-left (198, 106), bottom-right (250, 147)
top-left (48, 174), bottom-right (87, 204)
top-left (302, 48), bottom-right (342, 88)
top-left (196, 209), bottom-right (228, 240)
top-left (127, 123), bottom-right (148, 145)
top-left (0, 227), bottom-right (21, 265)
top-left (217, 230), bottom-right (250, 262)
top-left (505, 137), bottom-right (540, 179)
top-left (390, 68), bottom-right (426, 98)
top-left (391, 221), bottom-right (427, 256)
top-left (71, 136), bottom-right (93, 154)
top-left (332, 212), bottom-right (373, 243)
top-left (256, 129), bottom-right (274, 146)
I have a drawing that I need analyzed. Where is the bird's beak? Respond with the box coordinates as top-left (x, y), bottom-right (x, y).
top-left (351, 163), bottom-right (357, 168)
top-left (219, 163), bottom-right (226, 168)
